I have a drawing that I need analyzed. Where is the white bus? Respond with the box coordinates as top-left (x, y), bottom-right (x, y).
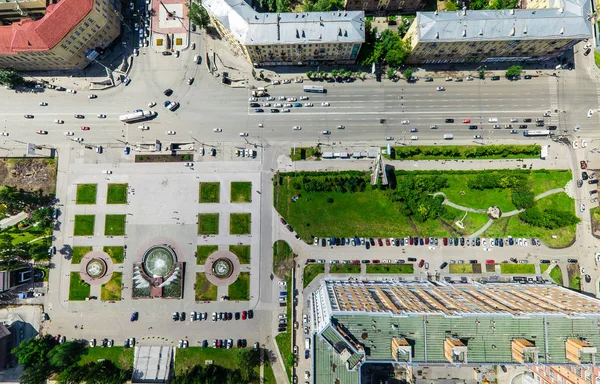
top-left (523, 130), bottom-right (550, 137)
top-left (119, 110), bottom-right (157, 123)
top-left (303, 85), bottom-right (326, 93)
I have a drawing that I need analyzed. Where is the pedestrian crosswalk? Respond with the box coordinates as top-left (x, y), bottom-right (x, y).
top-left (548, 77), bottom-right (559, 124)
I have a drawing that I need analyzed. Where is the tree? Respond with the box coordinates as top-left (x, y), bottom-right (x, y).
top-left (385, 40), bottom-right (411, 68)
top-left (13, 335), bottom-right (56, 368)
top-left (0, 70), bottom-right (23, 87)
top-left (302, 0), bottom-right (343, 11)
top-left (306, 71), bottom-right (313, 78)
top-left (445, 0), bottom-right (458, 10)
top-left (478, 68), bottom-right (486, 79)
top-left (187, 0), bottom-right (211, 30)
top-left (403, 69), bottom-right (414, 80)
top-left (47, 341), bottom-right (86, 370)
top-left (505, 65), bottom-right (522, 78)
top-left (386, 68), bottom-right (396, 79)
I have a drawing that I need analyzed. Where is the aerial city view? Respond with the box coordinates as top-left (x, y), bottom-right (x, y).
top-left (0, 0), bottom-right (598, 382)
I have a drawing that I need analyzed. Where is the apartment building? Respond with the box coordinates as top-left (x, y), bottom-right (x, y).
top-left (403, 0), bottom-right (591, 64)
top-left (202, 0), bottom-right (364, 66)
top-left (0, 0), bottom-right (49, 25)
top-left (343, 0), bottom-right (426, 16)
top-left (309, 280), bottom-right (600, 384)
top-left (0, 0), bottom-right (121, 71)
top-left (530, 365), bottom-right (600, 384)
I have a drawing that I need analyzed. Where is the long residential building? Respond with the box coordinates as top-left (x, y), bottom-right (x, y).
top-left (343, 0), bottom-right (426, 16)
top-left (310, 280), bottom-right (600, 384)
top-left (403, 0), bottom-right (592, 64)
top-left (202, 0), bottom-right (364, 66)
top-left (0, 0), bottom-right (121, 71)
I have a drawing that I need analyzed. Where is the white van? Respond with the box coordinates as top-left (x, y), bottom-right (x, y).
top-left (443, 134), bottom-right (454, 140)
top-left (410, 136), bottom-right (418, 140)
top-left (194, 55), bottom-right (200, 64)
top-left (488, 117), bottom-right (498, 123)
top-left (305, 338), bottom-right (310, 350)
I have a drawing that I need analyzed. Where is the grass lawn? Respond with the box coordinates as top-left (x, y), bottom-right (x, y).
top-left (229, 272), bottom-right (250, 301)
top-left (549, 265), bottom-right (563, 285)
top-left (449, 264), bottom-right (473, 273)
top-left (198, 213), bottom-right (219, 235)
top-left (569, 269), bottom-right (581, 290)
top-left (440, 173), bottom-right (515, 212)
top-left (384, 145), bottom-right (541, 160)
top-left (197, 245), bottom-right (218, 265)
top-left (366, 264), bottom-right (414, 274)
top-left (106, 183), bottom-right (128, 204)
top-left (229, 245), bottom-right (251, 264)
top-left (595, 50), bottom-right (600, 69)
top-left (76, 184), bottom-right (97, 205)
top-left (303, 264), bottom-right (325, 288)
top-left (69, 272), bottom-right (90, 301)
top-left (230, 182), bottom-right (252, 203)
top-left (273, 240), bottom-right (294, 280)
top-left (330, 264), bottom-right (361, 273)
top-left (531, 170), bottom-right (571, 196)
top-left (103, 246), bottom-right (124, 263)
top-left (78, 347), bottom-right (134, 370)
top-left (499, 264), bottom-right (536, 274)
top-left (263, 357), bottom-right (277, 384)
top-left (104, 214), bottom-right (126, 236)
top-left (230, 213), bottom-right (251, 235)
top-left (290, 147), bottom-right (321, 161)
top-left (275, 275), bottom-right (292, 380)
top-left (484, 193), bottom-right (576, 248)
top-left (73, 215), bottom-right (95, 236)
top-left (444, 207), bottom-right (491, 236)
top-left (195, 272), bottom-right (217, 301)
top-left (199, 182), bottom-right (220, 203)
top-left (174, 347), bottom-right (248, 376)
top-left (100, 272), bottom-right (122, 301)
top-left (71, 246), bottom-right (92, 264)
top-left (540, 264), bottom-right (550, 273)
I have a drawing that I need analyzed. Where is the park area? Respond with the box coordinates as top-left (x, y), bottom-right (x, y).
top-left (275, 170), bottom-right (575, 245)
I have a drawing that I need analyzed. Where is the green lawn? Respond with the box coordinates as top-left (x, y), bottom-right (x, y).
top-left (76, 184), bottom-right (97, 205)
top-left (499, 264), bottom-right (536, 274)
top-left (531, 170), bottom-right (571, 196)
top-left (366, 264), bottom-right (414, 274)
top-left (549, 265), bottom-right (563, 285)
top-left (330, 264), bottom-right (361, 273)
top-left (231, 182), bottom-right (252, 203)
top-left (73, 215), bottom-right (95, 236)
top-left (101, 272), bottom-right (122, 301)
top-left (230, 213), bottom-right (251, 235)
top-left (263, 356), bottom-right (277, 384)
top-left (195, 272), bottom-right (217, 301)
top-left (303, 264), bottom-right (325, 288)
top-left (384, 144), bottom-right (541, 160)
top-left (540, 264), bottom-right (550, 273)
top-left (106, 183), bottom-right (128, 204)
top-left (197, 245), bottom-right (218, 265)
top-left (174, 347), bottom-right (249, 376)
top-left (229, 245), bottom-right (251, 264)
top-left (71, 246), bottom-right (92, 264)
top-left (595, 50), bottom-right (600, 69)
top-left (69, 272), bottom-right (90, 301)
top-left (78, 347), bottom-right (134, 370)
top-left (104, 214), bottom-right (126, 236)
top-left (290, 147), bottom-right (321, 161)
top-left (273, 240), bottom-right (294, 280)
top-left (103, 246), bottom-right (124, 263)
top-left (444, 207), bottom-right (491, 236)
top-left (569, 269), bottom-right (581, 290)
top-left (198, 213), bottom-right (219, 235)
top-left (199, 182), bottom-right (220, 203)
top-left (449, 264), bottom-right (473, 273)
top-left (229, 272), bottom-right (250, 301)
top-left (275, 275), bottom-right (292, 380)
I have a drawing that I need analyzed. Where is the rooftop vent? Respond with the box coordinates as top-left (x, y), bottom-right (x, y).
top-left (435, 31), bottom-right (439, 38)
top-left (254, 15), bottom-right (258, 19)
top-left (523, 26), bottom-right (527, 34)
top-left (510, 27), bottom-right (515, 36)
top-left (295, 14), bottom-right (298, 17)
top-left (338, 28), bottom-right (342, 36)
top-left (462, 7), bottom-right (466, 15)
top-left (296, 29), bottom-right (300, 38)
top-left (302, 30), bottom-right (305, 37)
top-left (478, 29), bottom-right (483, 35)
top-left (462, 29), bottom-right (466, 37)
top-left (560, 27), bottom-right (564, 34)
top-left (344, 12), bottom-right (347, 16)
top-left (559, 6), bottom-right (564, 12)
top-left (435, 10), bottom-right (438, 15)
top-left (510, 8), bottom-right (514, 14)
top-left (344, 30), bottom-right (348, 36)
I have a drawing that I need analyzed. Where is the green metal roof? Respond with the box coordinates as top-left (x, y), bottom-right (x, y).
top-left (315, 334), bottom-right (359, 384)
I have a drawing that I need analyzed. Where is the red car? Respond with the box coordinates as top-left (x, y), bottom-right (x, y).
top-left (242, 311), bottom-right (247, 320)
top-left (418, 259), bottom-right (425, 268)
top-left (485, 259), bottom-right (495, 265)
top-left (217, 339), bottom-right (223, 348)
top-left (443, 238), bottom-right (448, 246)
top-left (462, 119), bottom-right (471, 123)
top-left (377, 238), bottom-right (383, 246)
top-left (351, 260), bottom-right (360, 264)
top-left (372, 259), bottom-right (380, 264)
top-left (280, 217), bottom-right (287, 224)
top-left (81, 126), bottom-right (90, 130)
top-left (409, 237), bottom-right (414, 245)
top-left (385, 238), bottom-right (390, 246)
top-left (425, 238), bottom-right (430, 245)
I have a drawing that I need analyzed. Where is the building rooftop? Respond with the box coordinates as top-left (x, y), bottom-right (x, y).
top-left (414, 0), bottom-right (592, 43)
top-left (202, 0), bottom-right (365, 45)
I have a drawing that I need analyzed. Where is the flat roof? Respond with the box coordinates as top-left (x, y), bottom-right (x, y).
top-left (202, 0), bottom-right (365, 45)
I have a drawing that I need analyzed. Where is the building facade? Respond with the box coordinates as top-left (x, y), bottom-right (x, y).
top-left (403, 0), bottom-right (591, 64)
top-left (343, 0), bottom-right (426, 16)
top-left (202, 0), bottom-right (364, 66)
top-left (0, 0), bottom-right (49, 25)
top-left (0, 0), bottom-right (121, 71)
top-left (529, 365), bottom-right (600, 384)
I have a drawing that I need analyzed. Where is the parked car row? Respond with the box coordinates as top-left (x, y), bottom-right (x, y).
top-left (312, 236), bottom-right (541, 248)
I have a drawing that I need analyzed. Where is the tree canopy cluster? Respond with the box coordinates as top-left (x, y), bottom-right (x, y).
top-left (390, 145), bottom-right (540, 160)
top-left (519, 206), bottom-right (580, 229)
top-left (0, 186), bottom-right (54, 215)
top-left (257, 0), bottom-right (290, 12)
top-left (362, 29), bottom-right (411, 68)
top-left (469, 0), bottom-right (518, 10)
top-left (173, 349), bottom-right (261, 384)
top-left (292, 175), bottom-right (368, 193)
top-left (0, 70), bottom-right (24, 87)
top-left (386, 175), bottom-right (449, 222)
top-left (187, 0), bottom-right (211, 30)
top-left (301, 0), bottom-right (343, 11)
top-left (505, 65), bottom-right (523, 78)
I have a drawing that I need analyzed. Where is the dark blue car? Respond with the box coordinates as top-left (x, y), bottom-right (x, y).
top-left (293, 103), bottom-right (302, 107)
top-left (130, 312), bottom-right (138, 322)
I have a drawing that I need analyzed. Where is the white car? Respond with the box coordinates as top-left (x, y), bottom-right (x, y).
top-left (300, 96), bottom-right (309, 100)
top-left (474, 135), bottom-right (483, 139)
top-left (582, 140), bottom-right (588, 148)
top-left (54, 119), bottom-right (64, 124)
top-left (322, 130), bottom-right (331, 135)
top-left (139, 125), bottom-right (149, 130)
top-left (295, 78), bottom-right (303, 83)
top-left (283, 79), bottom-right (291, 84)
top-left (293, 126), bottom-right (302, 131)
top-left (39, 102), bottom-right (48, 106)
top-left (274, 103), bottom-right (283, 108)
top-left (213, 128), bottom-right (222, 132)
top-left (0, 132), bottom-right (8, 136)
top-left (304, 103), bottom-right (313, 107)
top-left (282, 108), bottom-right (290, 113)
top-left (97, 114), bottom-right (106, 118)
top-left (148, 102), bottom-right (156, 108)
top-left (272, 80), bottom-right (280, 85)
top-left (321, 102), bottom-right (330, 107)
top-left (88, 94), bottom-right (97, 99)
top-left (102, 170), bottom-right (112, 174)
top-left (239, 132), bottom-right (248, 137)
top-left (66, 89), bottom-right (77, 94)
top-left (248, 97), bottom-right (257, 102)
top-left (573, 140), bottom-right (579, 149)
top-left (581, 204), bottom-right (586, 212)
top-left (184, 162), bottom-right (194, 167)
top-left (284, 103), bottom-right (293, 108)
top-left (401, 120), bottom-right (410, 125)
top-left (287, 97), bottom-right (297, 102)
top-left (510, 118), bottom-right (519, 122)
top-left (267, 96), bottom-right (275, 101)
top-left (74, 137), bottom-right (84, 142)
top-left (166, 131), bottom-right (176, 135)
top-left (588, 109), bottom-right (594, 118)
top-left (436, 86), bottom-right (445, 91)
top-left (64, 132), bottom-right (74, 136)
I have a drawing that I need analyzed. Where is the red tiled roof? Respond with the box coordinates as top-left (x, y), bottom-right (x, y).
top-left (0, 0), bottom-right (94, 54)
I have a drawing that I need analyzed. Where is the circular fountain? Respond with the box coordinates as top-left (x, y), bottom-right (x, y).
top-left (142, 245), bottom-right (176, 278)
top-left (86, 258), bottom-right (107, 279)
top-left (212, 258), bottom-right (233, 278)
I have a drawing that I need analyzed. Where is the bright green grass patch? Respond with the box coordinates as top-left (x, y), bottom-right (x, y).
top-left (290, 147), bottom-right (321, 161)
top-left (103, 246), bottom-right (124, 263)
top-left (230, 213), bottom-right (251, 235)
top-left (198, 213), bottom-right (219, 235)
top-left (71, 246), bottom-right (92, 264)
top-left (549, 265), bottom-right (563, 285)
top-left (273, 240), bottom-right (294, 280)
top-left (444, 206), bottom-right (491, 236)
top-left (263, 356), bottom-right (277, 384)
top-left (199, 182), bottom-right (220, 203)
top-left (366, 264), bottom-right (414, 274)
top-left (569, 269), bottom-right (581, 290)
top-left (197, 245), bottom-right (218, 264)
top-left (78, 347), bottom-right (134, 370)
top-left (303, 264), bottom-right (325, 288)
top-left (595, 50), bottom-right (600, 68)
top-left (229, 245), bottom-right (250, 264)
top-left (174, 347), bottom-right (248, 376)
top-left (499, 264), bottom-right (536, 274)
top-left (100, 272), bottom-right (122, 301)
top-left (449, 264), bottom-right (473, 273)
top-left (73, 215), bottom-right (95, 236)
top-left (229, 272), bottom-right (250, 301)
top-left (104, 214), bottom-right (126, 236)
top-left (230, 182), bottom-right (252, 203)
top-left (330, 264), bottom-right (361, 273)
top-left (275, 275), bottom-right (292, 380)
top-left (531, 170), bottom-right (571, 196)
top-left (107, 183), bottom-right (128, 204)
top-left (69, 272), bottom-right (90, 301)
top-left (384, 145), bottom-right (541, 160)
top-left (76, 184), bottom-right (97, 205)
top-left (195, 272), bottom-right (217, 301)
top-left (540, 264), bottom-right (550, 273)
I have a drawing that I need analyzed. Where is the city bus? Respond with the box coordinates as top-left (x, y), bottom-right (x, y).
top-left (523, 130), bottom-right (550, 137)
top-left (119, 110), bottom-right (157, 123)
top-left (303, 85), bottom-right (326, 93)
